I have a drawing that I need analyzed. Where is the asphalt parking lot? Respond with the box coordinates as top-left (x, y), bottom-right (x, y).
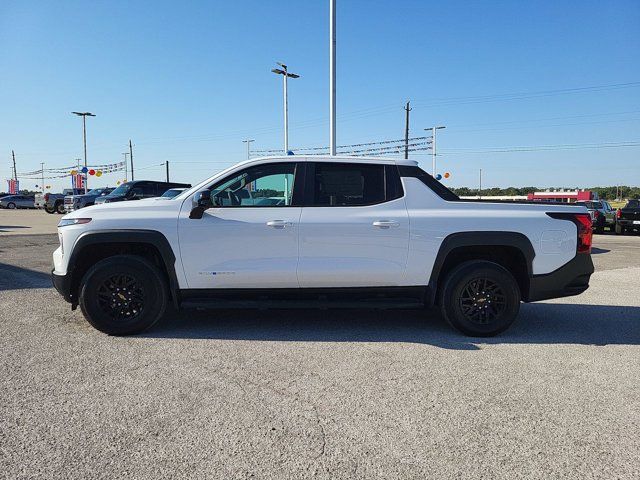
top-left (1, 210), bottom-right (639, 479)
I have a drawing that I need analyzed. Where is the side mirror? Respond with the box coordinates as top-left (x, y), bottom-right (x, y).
top-left (189, 190), bottom-right (212, 219)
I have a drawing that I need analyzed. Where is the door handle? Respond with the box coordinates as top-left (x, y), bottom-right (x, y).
top-left (266, 220), bottom-right (293, 229)
top-left (372, 220), bottom-right (400, 229)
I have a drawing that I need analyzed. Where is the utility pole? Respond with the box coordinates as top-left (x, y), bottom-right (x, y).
top-left (426, 126), bottom-right (446, 176)
top-left (122, 152), bottom-right (130, 181)
top-left (72, 111), bottom-right (96, 193)
top-left (40, 162), bottom-right (45, 194)
top-left (129, 139), bottom-right (134, 180)
top-left (271, 63), bottom-right (300, 153)
top-left (404, 101), bottom-right (411, 159)
top-left (242, 139), bottom-right (255, 160)
top-left (12, 150), bottom-right (17, 181)
top-left (479, 168), bottom-right (483, 199)
top-left (329, 0), bottom-right (336, 156)
top-left (165, 161), bottom-right (170, 182)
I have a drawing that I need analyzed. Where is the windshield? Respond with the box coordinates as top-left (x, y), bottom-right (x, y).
top-left (576, 201), bottom-right (602, 209)
top-left (87, 188), bottom-right (109, 196)
top-left (107, 183), bottom-right (132, 196)
top-left (626, 199), bottom-right (640, 209)
top-left (161, 188), bottom-right (183, 198)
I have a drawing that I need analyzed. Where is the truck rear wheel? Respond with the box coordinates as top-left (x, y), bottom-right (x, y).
top-left (79, 255), bottom-right (168, 335)
top-left (615, 223), bottom-right (625, 235)
top-left (440, 260), bottom-right (520, 337)
top-left (56, 202), bottom-right (65, 214)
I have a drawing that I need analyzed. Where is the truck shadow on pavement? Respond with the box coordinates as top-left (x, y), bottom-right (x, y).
top-left (0, 263), bottom-right (51, 291)
top-left (147, 303), bottom-right (640, 349)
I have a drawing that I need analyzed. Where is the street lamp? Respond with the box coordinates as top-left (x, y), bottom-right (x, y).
top-left (425, 126), bottom-right (445, 176)
top-left (72, 111), bottom-right (96, 193)
top-left (271, 63), bottom-right (299, 154)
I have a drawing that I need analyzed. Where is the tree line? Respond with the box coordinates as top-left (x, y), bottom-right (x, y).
top-left (450, 186), bottom-right (640, 200)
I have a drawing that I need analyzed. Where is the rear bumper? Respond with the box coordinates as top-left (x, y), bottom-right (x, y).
top-left (526, 253), bottom-right (594, 302)
top-left (617, 219), bottom-right (639, 227)
top-left (52, 270), bottom-right (74, 303)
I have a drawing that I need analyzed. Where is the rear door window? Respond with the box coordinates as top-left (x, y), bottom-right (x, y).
top-left (309, 162), bottom-right (401, 206)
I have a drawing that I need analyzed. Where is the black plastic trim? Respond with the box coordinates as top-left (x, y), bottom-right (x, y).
top-left (397, 165), bottom-right (459, 201)
top-left (179, 286), bottom-right (428, 309)
top-left (527, 253), bottom-right (594, 302)
top-left (58, 230), bottom-right (179, 307)
top-left (426, 231), bottom-right (536, 306)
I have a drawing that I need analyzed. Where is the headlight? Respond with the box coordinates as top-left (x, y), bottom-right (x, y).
top-left (58, 218), bottom-right (91, 227)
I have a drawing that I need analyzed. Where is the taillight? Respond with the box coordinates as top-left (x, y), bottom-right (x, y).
top-left (616, 209), bottom-right (621, 219)
top-left (546, 212), bottom-right (592, 254)
top-left (44, 193), bottom-right (49, 202)
top-left (593, 210), bottom-right (600, 217)
top-left (574, 213), bottom-right (592, 254)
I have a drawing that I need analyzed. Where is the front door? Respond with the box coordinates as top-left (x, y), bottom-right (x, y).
top-left (298, 161), bottom-right (410, 287)
top-left (178, 162), bottom-right (302, 289)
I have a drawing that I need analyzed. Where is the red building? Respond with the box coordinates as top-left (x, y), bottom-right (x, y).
top-left (527, 190), bottom-right (595, 203)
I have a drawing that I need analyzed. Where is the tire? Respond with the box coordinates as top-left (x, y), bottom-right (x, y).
top-left (79, 255), bottom-right (168, 335)
top-left (56, 202), bottom-right (65, 214)
top-left (7, 202), bottom-right (16, 209)
top-left (615, 223), bottom-right (625, 235)
top-left (440, 260), bottom-right (521, 337)
top-left (45, 205), bottom-right (56, 214)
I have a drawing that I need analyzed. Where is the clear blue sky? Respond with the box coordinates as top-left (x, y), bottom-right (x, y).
top-left (1, 0), bottom-right (639, 191)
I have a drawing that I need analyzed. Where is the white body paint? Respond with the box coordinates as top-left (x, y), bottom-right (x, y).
top-left (54, 156), bottom-right (583, 290)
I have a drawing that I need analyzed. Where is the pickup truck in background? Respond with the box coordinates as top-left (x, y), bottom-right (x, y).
top-left (64, 187), bottom-right (115, 212)
top-left (615, 199), bottom-right (640, 234)
top-left (44, 188), bottom-right (86, 214)
top-left (574, 200), bottom-right (616, 233)
top-left (52, 156), bottom-right (595, 337)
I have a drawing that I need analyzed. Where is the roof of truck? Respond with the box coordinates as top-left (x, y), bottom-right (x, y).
top-left (243, 155), bottom-right (419, 166)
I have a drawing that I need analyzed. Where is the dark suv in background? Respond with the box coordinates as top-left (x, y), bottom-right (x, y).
top-left (95, 180), bottom-right (191, 204)
top-left (575, 200), bottom-right (616, 233)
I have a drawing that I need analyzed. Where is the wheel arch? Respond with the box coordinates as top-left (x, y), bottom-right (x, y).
top-left (67, 230), bottom-right (179, 308)
top-left (427, 231), bottom-right (535, 306)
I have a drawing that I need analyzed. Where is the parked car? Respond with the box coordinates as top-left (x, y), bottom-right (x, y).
top-left (64, 187), bottom-right (115, 212)
top-left (615, 199), bottom-right (640, 234)
top-left (0, 194), bottom-right (35, 209)
top-left (574, 200), bottom-right (616, 233)
top-left (52, 156), bottom-right (594, 337)
top-left (95, 180), bottom-right (191, 205)
top-left (159, 187), bottom-right (188, 199)
top-left (44, 189), bottom-right (86, 214)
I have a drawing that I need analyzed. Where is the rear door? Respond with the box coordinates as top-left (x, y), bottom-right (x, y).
top-left (298, 161), bottom-right (409, 287)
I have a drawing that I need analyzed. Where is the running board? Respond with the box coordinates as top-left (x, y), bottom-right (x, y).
top-left (178, 286), bottom-right (428, 310)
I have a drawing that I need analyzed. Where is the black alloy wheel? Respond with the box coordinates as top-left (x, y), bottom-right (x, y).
top-left (79, 255), bottom-right (168, 335)
top-left (440, 260), bottom-right (521, 337)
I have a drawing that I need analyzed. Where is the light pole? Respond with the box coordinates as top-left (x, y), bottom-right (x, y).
top-left (425, 126), bottom-right (445, 176)
top-left (271, 63), bottom-right (299, 153)
top-left (122, 152), bottom-right (130, 181)
top-left (72, 111), bottom-right (96, 193)
top-left (242, 139), bottom-right (255, 160)
top-left (329, 0), bottom-right (336, 155)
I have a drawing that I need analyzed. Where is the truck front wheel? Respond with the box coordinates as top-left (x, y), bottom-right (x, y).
top-left (79, 255), bottom-right (168, 335)
top-left (440, 260), bottom-right (521, 337)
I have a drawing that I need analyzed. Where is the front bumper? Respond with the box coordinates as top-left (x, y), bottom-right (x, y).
top-left (52, 270), bottom-right (74, 304)
top-left (526, 253), bottom-right (594, 302)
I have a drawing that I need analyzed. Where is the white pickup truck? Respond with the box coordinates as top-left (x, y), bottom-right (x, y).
top-left (52, 156), bottom-right (594, 337)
